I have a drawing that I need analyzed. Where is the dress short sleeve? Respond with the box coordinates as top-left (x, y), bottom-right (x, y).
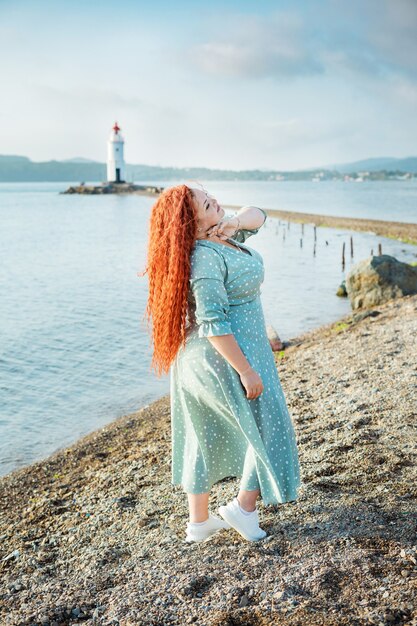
top-left (189, 246), bottom-right (233, 338)
top-left (229, 207), bottom-right (267, 243)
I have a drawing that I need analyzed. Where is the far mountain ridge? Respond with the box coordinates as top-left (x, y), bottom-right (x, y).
top-left (61, 157), bottom-right (101, 164)
top-left (0, 154), bottom-right (416, 182)
top-left (322, 156), bottom-right (417, 173)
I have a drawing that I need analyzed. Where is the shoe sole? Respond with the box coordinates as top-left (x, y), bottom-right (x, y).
top-left (185, 520), bottom-right (232, 543)
top-left (218, 506), bottom-right (267, 542)
top-left (185, 530), bottom-right (223, 543)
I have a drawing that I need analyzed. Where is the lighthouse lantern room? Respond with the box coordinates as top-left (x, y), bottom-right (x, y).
top-left (107, 121), bottom-right (126, 183)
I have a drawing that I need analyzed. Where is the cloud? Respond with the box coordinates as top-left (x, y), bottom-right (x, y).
top-left (2, 0), bottom-right (417, 167)
top-left (191, 11), bottom-right (325, 80)
top-left (244, 117), bottom-right (358, 152)
top-left (193, 42), bottom-right (323, 79)
top-left (29, 83), bottom-right (184, 119)
top-left (31, 84), bottom-right (146, 109)
top-left (366, 0), bottom-right (417, 78)
top-left (189, 2), bottom-right (417, 84)
top-left (315, 0), bottom-right (417, 80)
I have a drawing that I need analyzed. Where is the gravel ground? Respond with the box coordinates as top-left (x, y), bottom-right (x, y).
top-left (0, 294), bottom-right (416, 626)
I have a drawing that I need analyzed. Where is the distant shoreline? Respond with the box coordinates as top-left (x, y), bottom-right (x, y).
top-left (223, 203), bottom-right (417, 246)
top-left (102, 187), bottom-right (416, 245)
top-left (1, 152), bottom-right (417, 182)
top-left (110, 187), bottom-right (417, 245)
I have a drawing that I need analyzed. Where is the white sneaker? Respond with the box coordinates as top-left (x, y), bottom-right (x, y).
top-left (185, 512), bottom-right (232, 543)
top-left (218, 497), bottom-right (267, 542)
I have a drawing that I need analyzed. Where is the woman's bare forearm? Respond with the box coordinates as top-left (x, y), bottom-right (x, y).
top-left (207, 333), bottom-right (251, 375)
top-left (234, 206), bottom-right (265, 230)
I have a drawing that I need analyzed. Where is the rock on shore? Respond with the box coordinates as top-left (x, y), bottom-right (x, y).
top-left (0, 295), bottom-right (416, 625)
top-left (346, 254), bottom-right (417, 310)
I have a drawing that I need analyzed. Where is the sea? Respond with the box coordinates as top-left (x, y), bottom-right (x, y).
top-left (1, 179), bottom-right (416, 476)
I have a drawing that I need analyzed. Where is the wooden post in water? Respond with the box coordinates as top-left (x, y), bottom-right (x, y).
top-left (301, 223), bottom-right (304, 236)
top-left (300, 238), bottom-right (303, 248)
top-left (342, 242), bottom-right (345, 270)
top-left (378, 243), bottom-right (382, 255)
top-left (314, 225), bottom-right (317, 242)
top-left (371, 248), bottom-right (373, 256)
top-left (350, 235), bottom-right (354, 257)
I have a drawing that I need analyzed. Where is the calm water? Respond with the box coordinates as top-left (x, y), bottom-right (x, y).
top-left (1, 181), bottom-right (416, 476)
top-left (145, 179), bottom-right (417, 224)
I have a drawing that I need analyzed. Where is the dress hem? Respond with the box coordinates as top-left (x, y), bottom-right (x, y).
top-left (171, 473), bottom-right (303, 506)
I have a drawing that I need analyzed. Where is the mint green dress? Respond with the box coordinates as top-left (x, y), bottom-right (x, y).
top-left (169, 209), bottom-right (302, 505)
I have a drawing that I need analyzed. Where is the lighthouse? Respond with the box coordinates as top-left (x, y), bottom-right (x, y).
top-left (107, 121), bottom-right (126, 183)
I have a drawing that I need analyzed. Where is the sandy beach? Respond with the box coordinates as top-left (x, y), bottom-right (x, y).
top-left (1, 292), bottom-right (416, 625)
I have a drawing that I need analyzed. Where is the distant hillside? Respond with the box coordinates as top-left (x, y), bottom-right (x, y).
top-left (0, 155), bottom-right (105, 182)
top-left (0, 156), bottom-right (319, 182)
top-left (324, 156), bottom-right (417, 174)
top-left (61, 157), bottom-right (100, 164)
top-left (0, 155), bottom-right (31, 164)
top-left (0, 154), bottom-right (416, 182)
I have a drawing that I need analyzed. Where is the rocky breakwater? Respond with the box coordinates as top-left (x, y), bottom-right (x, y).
top-left (60, 182), bottom-right (164, 196)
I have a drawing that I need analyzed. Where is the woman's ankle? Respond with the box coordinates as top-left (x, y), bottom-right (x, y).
top-left (237, 498), bottom-right (256, 513)
top-left (189, 513), bottom-right (209, 523)
top-left (189, 516), bottom-right (209, 525)
top-left (187, 492), bottom-right (210, 524)
top-left (237, 489), bottom-right (260, 512)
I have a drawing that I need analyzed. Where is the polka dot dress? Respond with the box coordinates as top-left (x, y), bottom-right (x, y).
top-left (169, 209), bottom-right (302, 505)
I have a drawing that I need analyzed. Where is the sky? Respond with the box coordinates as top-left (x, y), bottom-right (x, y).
top-left (1, 0), bottom-right (417, 171)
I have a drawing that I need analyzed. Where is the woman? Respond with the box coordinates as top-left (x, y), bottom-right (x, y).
top-left (141, 184), bottom-right (301, 543)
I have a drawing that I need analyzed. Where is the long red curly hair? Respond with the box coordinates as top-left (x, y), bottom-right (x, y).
top-left (138, 184), bottom-right (199, 377)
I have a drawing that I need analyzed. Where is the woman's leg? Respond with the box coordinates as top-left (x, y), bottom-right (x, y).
top-left (187, 492), bottom-right (209, 523)
top-left (239, 444), bottom-right (261, 511)
top-left (237, 487), bottom-right (260, 512)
